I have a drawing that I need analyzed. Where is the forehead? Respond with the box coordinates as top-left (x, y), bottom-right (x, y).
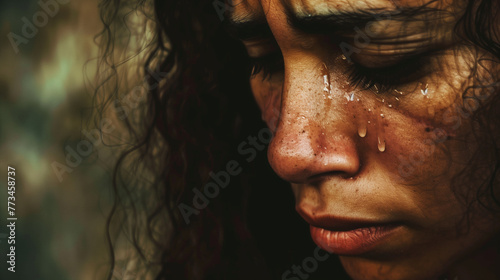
top-left (230, 0), bottom-right (450, 20)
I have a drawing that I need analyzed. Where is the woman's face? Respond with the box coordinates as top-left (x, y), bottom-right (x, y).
top-left (230, 0), bottom-right (500, 279)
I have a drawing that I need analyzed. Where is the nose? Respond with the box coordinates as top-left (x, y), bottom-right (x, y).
top-left (268, 61), bottom-right (361, 184)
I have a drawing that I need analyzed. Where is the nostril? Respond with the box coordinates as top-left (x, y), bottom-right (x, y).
top-left (308, 170), bottom-right (359, 184)
top-left (267, 126), bottom-right (361, 184)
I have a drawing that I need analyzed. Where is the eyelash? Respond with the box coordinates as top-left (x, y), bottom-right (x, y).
top-left (249, 52), bottom-right (285, 80)
top-left (249, 52), bottom-right (428, 93)
top-left (346, 55), bottom-right (428, 93)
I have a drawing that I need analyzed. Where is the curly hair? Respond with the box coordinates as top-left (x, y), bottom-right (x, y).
top-left (92, 0), bottom-right (500, 279)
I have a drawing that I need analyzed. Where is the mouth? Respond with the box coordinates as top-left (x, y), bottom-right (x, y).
top-left (310, 224), bottom-right (401, 255)
top-left (301, 212), bottom-right (402, 255)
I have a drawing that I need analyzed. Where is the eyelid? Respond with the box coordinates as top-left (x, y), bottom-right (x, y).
top-left (335, 30), bottom-right (452, 68)
top-left (345, 53), bottom-right (431, 92)
top-left (243, 38), bottom-right (280, 58)
top-left (249, 51), bottom-right (285, 79)
top-left (353, 44), bottom-right (444, 68)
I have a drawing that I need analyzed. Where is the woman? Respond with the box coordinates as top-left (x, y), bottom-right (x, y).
top-left (95, 0), bottom-right (500, 279)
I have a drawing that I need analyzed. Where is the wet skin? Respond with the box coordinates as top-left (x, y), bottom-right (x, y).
top-left (229, 0), bottom-right (500, 279)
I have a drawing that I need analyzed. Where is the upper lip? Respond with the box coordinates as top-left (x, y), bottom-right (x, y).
top-left (297, 207), bottom-right (395, 232)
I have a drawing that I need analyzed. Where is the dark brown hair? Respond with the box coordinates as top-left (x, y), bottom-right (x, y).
top-left (93, 0), bottom-right (500, 279)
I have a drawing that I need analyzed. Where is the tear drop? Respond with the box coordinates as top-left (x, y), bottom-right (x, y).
top-left (358, 123), bottom-right (367, 138)
top-left (323, 75), bottom-right (329, 92)
top-left (376, 106), bottom-right (386, 152)
top-left (420, 83), bottom-right (429, 95)
top-left (378, 136), bottom-right (386, 152)
top-left (321, 63), bottom-right (331, 94)
top-left (421, 83), bottom-right (435, 117)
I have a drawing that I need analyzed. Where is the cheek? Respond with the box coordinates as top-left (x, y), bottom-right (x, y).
top-left (382, 113), bottom-right (451, 186)
top-left (340, 92), bottom-right (466, 207)
top-left (370, 98), bottom-right (481, 223)
top-left (362, 83), bottom-right (475, 188)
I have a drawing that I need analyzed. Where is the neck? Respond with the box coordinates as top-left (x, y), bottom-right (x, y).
top-left (444, 238), bottom-right (500, 280)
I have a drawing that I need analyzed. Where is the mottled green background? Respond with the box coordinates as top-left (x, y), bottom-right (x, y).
top-left (0, 1), bottom-right (114, 279)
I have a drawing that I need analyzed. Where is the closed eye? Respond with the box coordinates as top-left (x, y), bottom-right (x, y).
top-left (248, 51), bottom-right (285, 80)
top-left (345, 53), bottom-right (431, 93)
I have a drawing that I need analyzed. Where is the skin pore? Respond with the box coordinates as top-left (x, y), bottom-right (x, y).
top-left (228, 0), bottom-right (500, 279)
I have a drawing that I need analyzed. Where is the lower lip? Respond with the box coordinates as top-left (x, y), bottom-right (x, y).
top-left (310, 224), bottom-right (400, 255)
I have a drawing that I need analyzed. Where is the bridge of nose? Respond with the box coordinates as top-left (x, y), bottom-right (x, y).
top-left (277, 58), bottom-right (356, 143)
top-left (268, 58), bottom-right (362, 182)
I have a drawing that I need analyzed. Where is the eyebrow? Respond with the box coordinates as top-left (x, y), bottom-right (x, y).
top-left (224, 17), bottom-right (273, 41)
top-left (285, 6), bottom-right (440, 35)
top-left (225, 4), bottom-right (440, 40)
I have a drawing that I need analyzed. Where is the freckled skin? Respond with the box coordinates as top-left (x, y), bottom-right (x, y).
top-left (240, 0), bottom-right (500, 279)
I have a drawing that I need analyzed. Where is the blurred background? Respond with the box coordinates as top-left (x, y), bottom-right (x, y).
top-left (0, 0), bottom-right (116, 279)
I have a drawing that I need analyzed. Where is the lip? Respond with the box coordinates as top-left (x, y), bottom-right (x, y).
top-left (310, 224), bottom-right (400, 255)
top-left (299, 210), bottom-right (401, 255)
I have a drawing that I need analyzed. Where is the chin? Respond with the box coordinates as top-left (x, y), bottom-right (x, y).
top-left (339, 256), bottom-right (446, 280)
